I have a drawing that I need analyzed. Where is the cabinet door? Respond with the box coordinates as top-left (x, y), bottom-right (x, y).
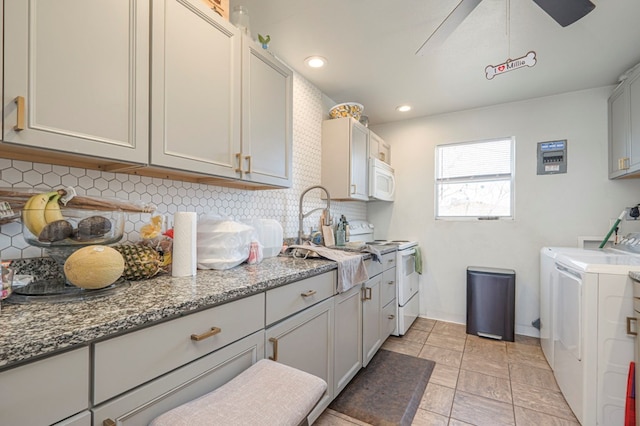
top-left (265, 297), bottom-right (334, 423)
top-left (150, 0), bottom-right (242, 177)
top-left (241, 36), bottom-right (293, 187)
top-left (3, 0), bottom-right (149, 163)
top-left (0, 347), bottom-right (89, 426)
top-left (350, 122), bottom-right (369, 200)
top-left (369, 131), bottom-right (391, 164)
top-left (321, 117), bottom-right (369, 200)
top-left (334, 284), bottom-right (362, 395)
top-left (629, 73), bottom-right (640, 173)
top-left (382, 299), bottom-right (398, 341)
top-left (92, 331), bottom-right (264, 426)
top-left (362, 274), bottom-right (383, 367)
top-left (609, 84), bottom-right (630, 178)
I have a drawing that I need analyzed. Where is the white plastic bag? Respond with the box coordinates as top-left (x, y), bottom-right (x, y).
top-left (196, 214), bottom-right (258, 270)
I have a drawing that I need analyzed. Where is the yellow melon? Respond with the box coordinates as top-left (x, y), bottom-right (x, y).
top-left (64, 245), bottom-right (125, 289)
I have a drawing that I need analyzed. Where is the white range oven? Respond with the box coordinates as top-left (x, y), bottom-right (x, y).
top-left (349, 221), bottom-right (420, 335)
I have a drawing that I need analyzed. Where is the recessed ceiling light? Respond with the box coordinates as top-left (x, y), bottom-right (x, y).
top-left (305, 56), bottom-right (327, 68)
top-left (396, 105), bottom-right (411, 112)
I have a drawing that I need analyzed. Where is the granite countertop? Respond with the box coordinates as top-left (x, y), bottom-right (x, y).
top-left (0, 255), bottom-right (339, 370)
top-left (630, 271), bottom-right (640, 281)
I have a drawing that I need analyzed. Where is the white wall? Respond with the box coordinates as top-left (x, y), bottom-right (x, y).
top-left (368, 86), bottom-right (640, 336)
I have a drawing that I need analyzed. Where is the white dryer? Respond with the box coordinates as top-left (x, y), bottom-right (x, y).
top-left (550, 235), bottom-right (640, 426)
top-left (540, 246), bottom-right (597, 370)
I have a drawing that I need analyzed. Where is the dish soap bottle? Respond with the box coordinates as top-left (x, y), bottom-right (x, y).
top-left (343, 215), bottom-right (350, 243)
top-left (336, 217), bottom-right (345, 246)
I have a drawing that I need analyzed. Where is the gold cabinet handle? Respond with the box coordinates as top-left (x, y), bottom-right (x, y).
top-left (619, 157), bottom-right (630, 170)
top-left (244, 155), bottom-right (252, 173)
top-left (627, 316), bottom-right (637, 336)
top-left (388, 314), bottom-right (395, 320)
top-left (190, 327), bottom-right (222, 341)
top-left (269, 337), bottom-right (278, 361)
top-left (235, 153), bottom-right (243, 173)
top-left (362, 287), bottom-right (372, 300)
top-left (14, 96), bottom-right (25, 131)
top-left (103, 419), bottom-right (116, 426)
top-left (301, 289), bottom-right (317, 297)
top-left (379, 152), bottom-right (385, 162)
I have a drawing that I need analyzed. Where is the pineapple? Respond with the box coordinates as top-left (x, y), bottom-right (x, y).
top-left (113, 244), bottom-right (169, 281)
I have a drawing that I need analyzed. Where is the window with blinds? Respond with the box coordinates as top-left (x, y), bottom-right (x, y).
top-left (435, 137), bottom-right (515, 219)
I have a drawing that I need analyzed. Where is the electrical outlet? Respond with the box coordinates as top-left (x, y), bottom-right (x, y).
top-left (626, 206), bottom-right (640, 220)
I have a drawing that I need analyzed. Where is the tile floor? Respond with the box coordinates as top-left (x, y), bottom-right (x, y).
top-left (315, 318), bottom-right (580, 426)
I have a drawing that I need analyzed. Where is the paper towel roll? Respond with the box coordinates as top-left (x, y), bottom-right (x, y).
top-left (172, 212), bottom-right (197, 277)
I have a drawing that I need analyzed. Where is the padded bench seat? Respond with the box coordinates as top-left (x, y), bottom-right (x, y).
top-left (150, 359), bottom-right (327, 426)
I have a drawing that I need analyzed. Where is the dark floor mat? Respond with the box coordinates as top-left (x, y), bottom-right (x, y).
top-left (329, 349), bottom-right (435, 426)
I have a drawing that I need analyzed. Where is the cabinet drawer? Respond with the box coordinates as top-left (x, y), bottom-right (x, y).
top-left (381, 268), bottom-right (397, 307)
top-left (94, 293), bottom-right (265, 404)
top-left (365, 252), bottom-right (396, 277)
top-left (0, 347), bottom-right (89, 426)
top-left (382, 252), bottom-right (396, 270)
top-left (382, 299), bottom-right (398, 339)
top-left (365, 257), bottom-right (382, 278)
top-left (54, 411), bottom-right (92, 426)
top-left (266, 271), bottom-right (336, 325)
top-left (93, 331), bottom-right (264, 426)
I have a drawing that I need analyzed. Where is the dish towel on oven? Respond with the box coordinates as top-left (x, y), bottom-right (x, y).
top-left (414, 246), bottom-right (423, 274)
top-left (289, 245), bottom-right (368, 293)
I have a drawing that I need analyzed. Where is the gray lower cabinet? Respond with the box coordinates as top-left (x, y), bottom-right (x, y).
top-left (265, 297), bottom-right (335, 423)
top-left (362, 272), bottom-right (384, 367)
top-left (362, 252), bottom-right (397, 367)
top-left (0, 347), bottom-right (90, 426)
top-left (265, 281), bottom-right (336, 424)
top-left (92, 330), bottom-right (265, 426)
top-left (334, 283), bottom-right (363, 395)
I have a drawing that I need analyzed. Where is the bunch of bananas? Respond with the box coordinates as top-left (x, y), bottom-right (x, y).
top-left (22, 190), bottom-right (65, 238)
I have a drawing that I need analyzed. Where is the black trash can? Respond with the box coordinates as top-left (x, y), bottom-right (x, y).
top-left (466, 266), bottom-right (515, 342)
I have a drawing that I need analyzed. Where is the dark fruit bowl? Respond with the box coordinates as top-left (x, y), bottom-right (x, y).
top-left (22, 209), bottom-right (125, 248)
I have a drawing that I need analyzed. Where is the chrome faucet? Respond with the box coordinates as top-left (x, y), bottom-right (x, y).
top-left (298, 185), bottom-right (331, 244)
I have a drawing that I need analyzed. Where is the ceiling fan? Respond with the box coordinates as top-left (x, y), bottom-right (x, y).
top-left (415, 0), bottom-right (596, 55)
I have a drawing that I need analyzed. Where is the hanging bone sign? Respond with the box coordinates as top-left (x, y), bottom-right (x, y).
top-left (486, 51), bottom-right (537, 80)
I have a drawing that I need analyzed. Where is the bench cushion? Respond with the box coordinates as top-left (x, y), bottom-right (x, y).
top-left (150, 359), bottom-right (327, 426)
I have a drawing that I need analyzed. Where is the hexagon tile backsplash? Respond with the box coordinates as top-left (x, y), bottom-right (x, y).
top-left (0, 74), bottom-right (367, 260)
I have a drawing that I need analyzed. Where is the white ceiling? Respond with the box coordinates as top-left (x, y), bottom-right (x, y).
top-left (229, 0), bottom-right (640, 126)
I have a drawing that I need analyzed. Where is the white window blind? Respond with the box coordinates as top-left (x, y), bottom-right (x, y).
top-left (435, 138), bottom-right (514, 219)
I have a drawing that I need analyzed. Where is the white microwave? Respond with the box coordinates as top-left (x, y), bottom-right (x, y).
top-left (369, 158), bottom-right (395, 201)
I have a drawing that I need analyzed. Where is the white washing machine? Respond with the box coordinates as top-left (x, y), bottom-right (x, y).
top-left (549, 234), bottom-right (640, 426)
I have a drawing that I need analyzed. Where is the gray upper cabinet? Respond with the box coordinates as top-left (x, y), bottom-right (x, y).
top-left (609, 64), bottom-right (640, 178)
top-left (240, 35), bottom-right (293, 187)
top-left (150, 0), bottom-right (242, 179)
top-left (322, 117), bottom-right (369, 200)
top-left (2, 0), bottom-right (150, 164)
top-left (2, 0), bottom-right (292, 189)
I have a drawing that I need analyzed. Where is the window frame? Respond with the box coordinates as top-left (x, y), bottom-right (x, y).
top-left (434, 137), bottom-right (516, 221)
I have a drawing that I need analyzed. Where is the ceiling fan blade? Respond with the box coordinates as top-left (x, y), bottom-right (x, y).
top-left (416, 0), bottom-right (483, 56)
top-left (532, 0), bottom-right (595, 27)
